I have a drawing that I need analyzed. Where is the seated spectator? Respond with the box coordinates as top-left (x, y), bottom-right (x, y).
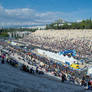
top-left (29, 67), bottom-right (34, 74)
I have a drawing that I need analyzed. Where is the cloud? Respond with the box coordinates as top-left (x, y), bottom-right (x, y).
top-left (0, 5), bottom-right (63, 27)
top-left (0, 5), bottom-right (92, 27)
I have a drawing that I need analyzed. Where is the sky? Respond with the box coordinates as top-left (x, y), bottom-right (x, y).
top-left (0, 0), bottom-right (92, 27)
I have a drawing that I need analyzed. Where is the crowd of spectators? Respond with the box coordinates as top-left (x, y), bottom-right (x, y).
top-left (0, 41), bottom-right (92, 90)
top-left (0, 29), bottom-right (92, 89)
top-left (23, 30), bottom-right (92, 61)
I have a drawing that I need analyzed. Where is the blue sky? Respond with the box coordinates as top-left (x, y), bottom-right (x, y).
top-left (0, 0), bottom-right (92, 27)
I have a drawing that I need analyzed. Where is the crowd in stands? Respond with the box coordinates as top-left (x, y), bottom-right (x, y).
top-left (23, 30), bottom-right (92, 61)
top-left (0, 47), bottom-right (92, 90)
top-left (0, 30), bottom-right (92, 90)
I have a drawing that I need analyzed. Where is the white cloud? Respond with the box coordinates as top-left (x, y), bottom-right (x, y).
top-left (0, 5), bottom-right (69, 27)
top-left (76, 20), bottom-right (82, 22)
top-left (0, 5), bottom-right (92, 27)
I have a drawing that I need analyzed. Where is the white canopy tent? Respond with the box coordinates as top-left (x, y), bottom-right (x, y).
top-left (37, 49), bottom-right (77, 65)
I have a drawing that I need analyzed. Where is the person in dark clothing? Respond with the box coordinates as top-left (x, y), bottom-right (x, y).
top-left (30, 67), bottom-right (34, 74)
top-left (21, 64), bottom-right (27, 71)
top-left (1, 58), bottom-right (4, 64)
top-left (81, 76), bottom-right (87, 86)
top-left (6, 58), bottom-right (9, 63)
top-left (26, 66), bottom-right (29, 72)
top-left (30, 68), bottom-right (33, 73)
top-left (38, 71), bottom-right (44, 75)
top-left (88, 81), bottom-right (92, 89)
top-left (36, 67), bottom-right (39, 73)
top-left (61, 73), bottom-right (66, 83)
top-left (81, 80), bottom-right (86, 86)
